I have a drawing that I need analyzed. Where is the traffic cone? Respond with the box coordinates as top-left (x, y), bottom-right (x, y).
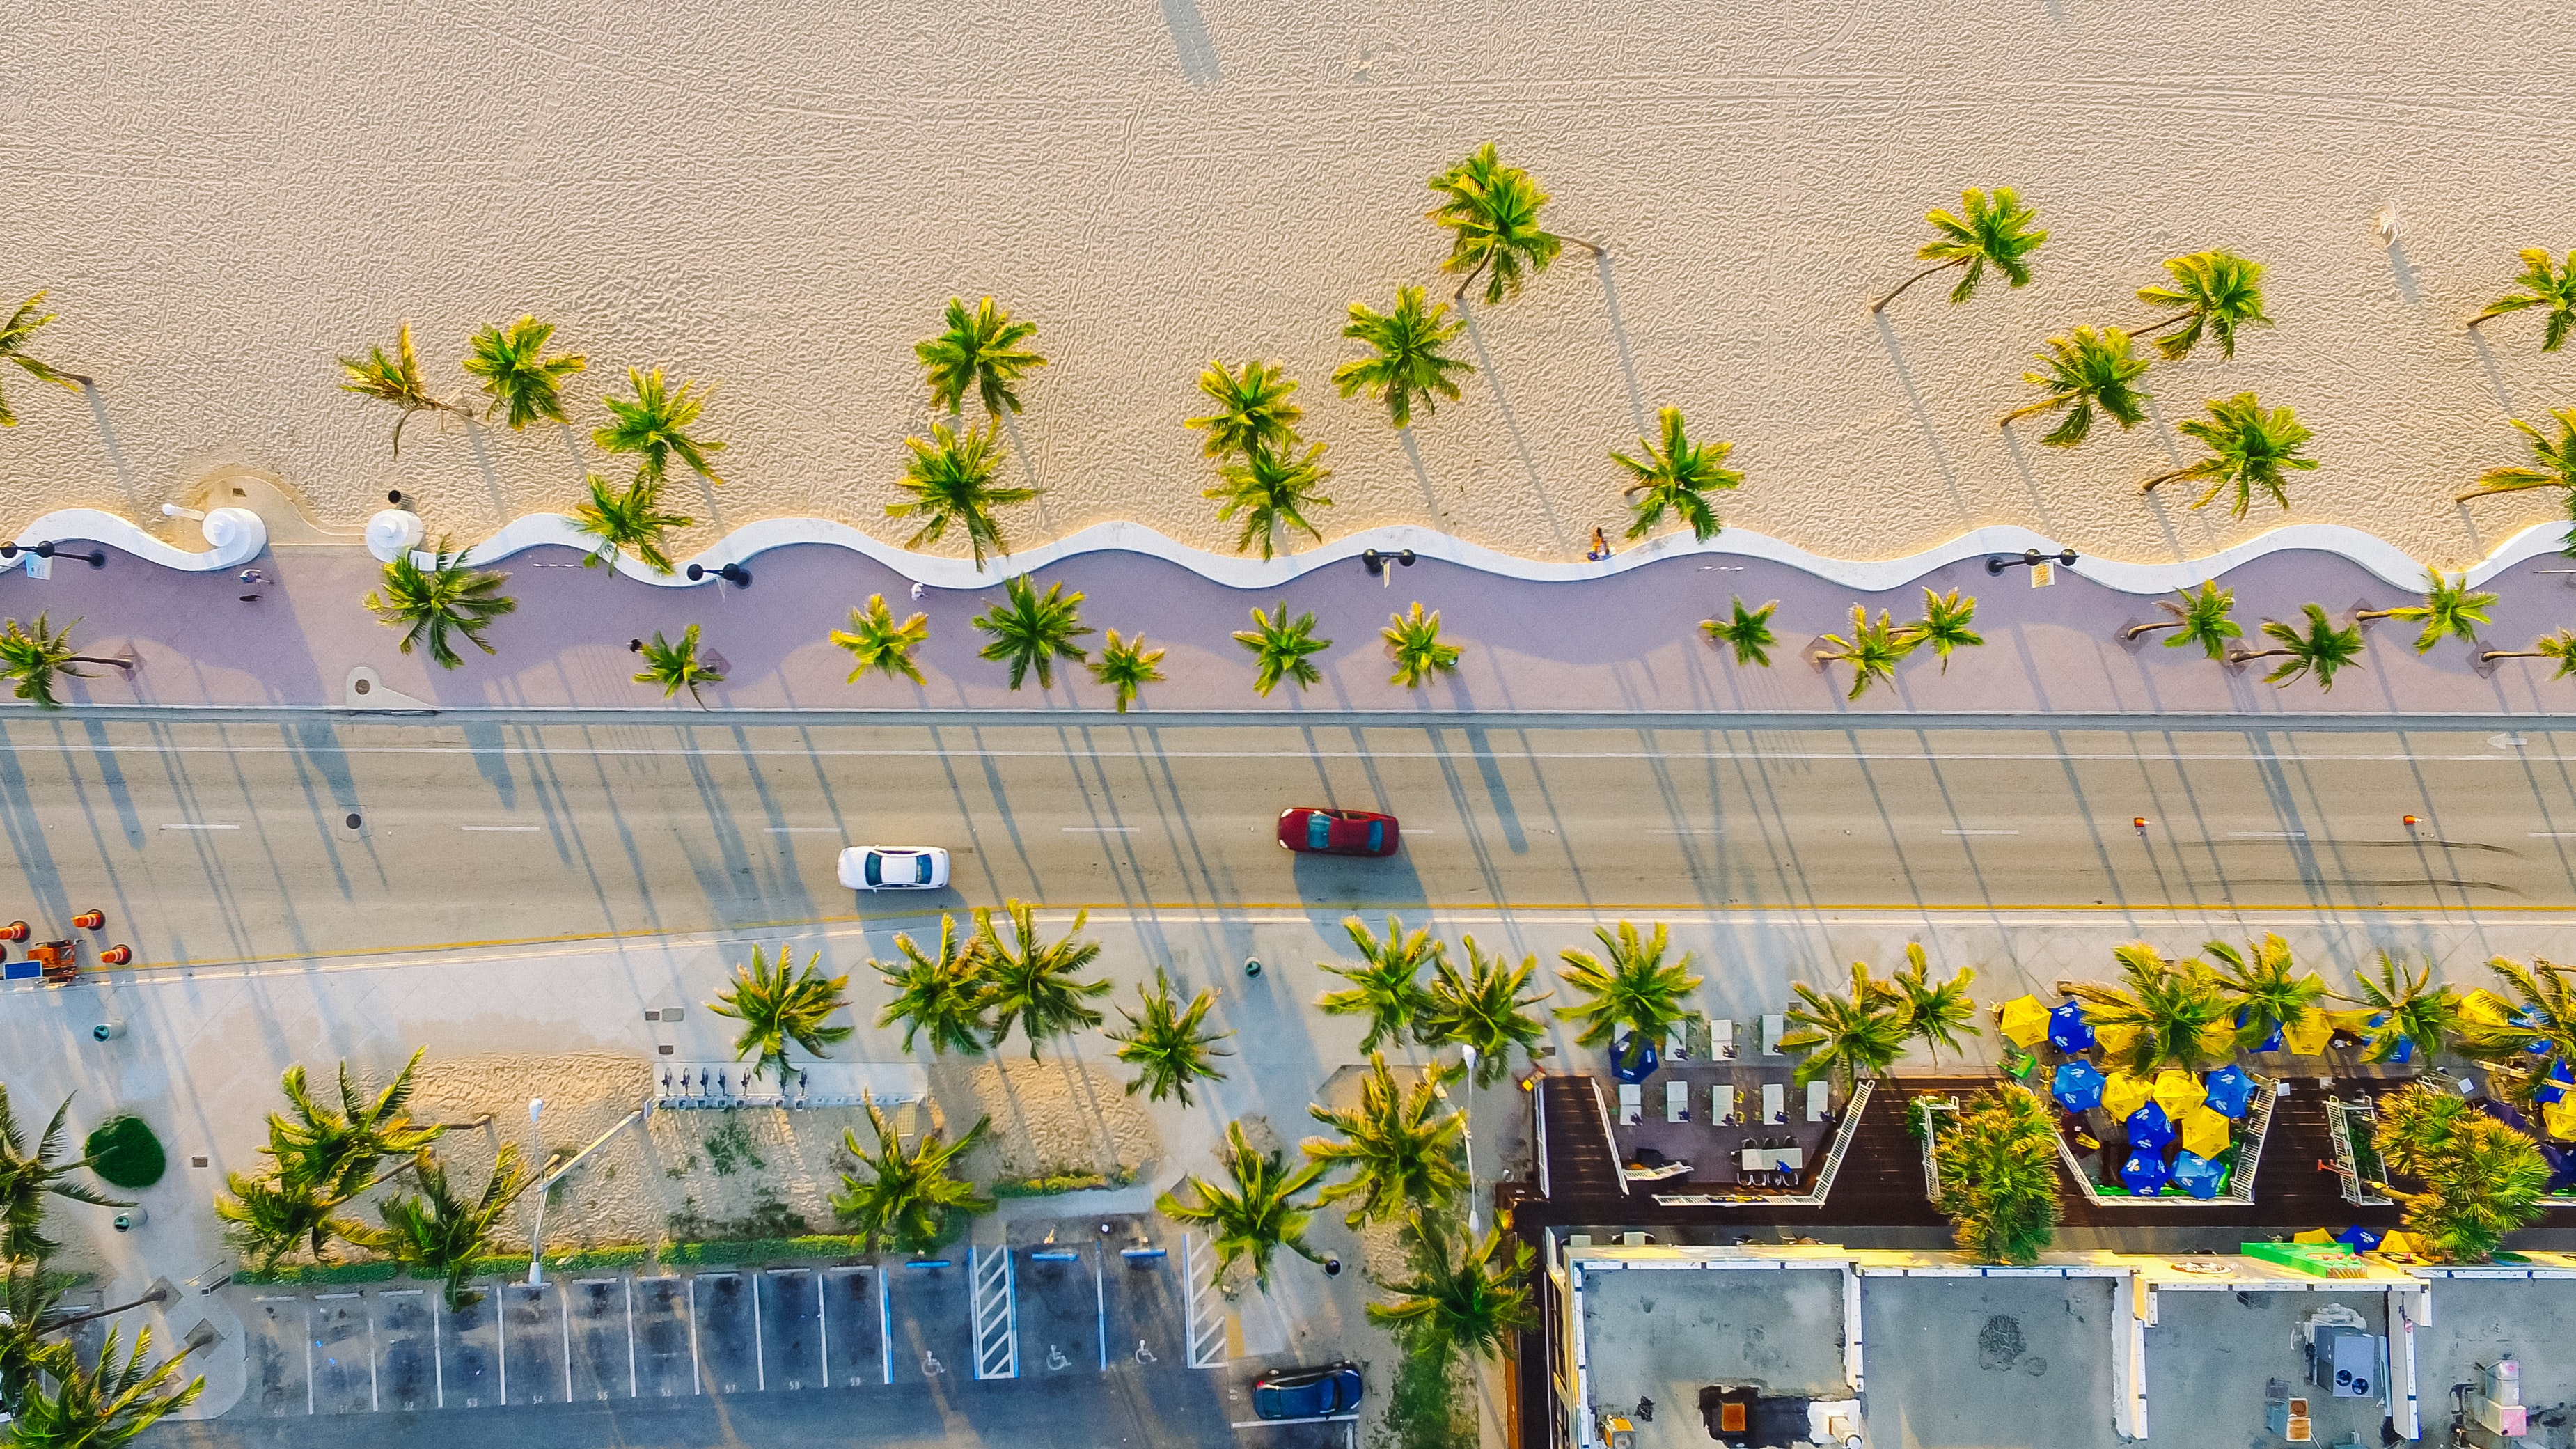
top-left (0, 921), bottom-right (26, 942)
top-left (72, 909), bottom-right (104, 930)
top-left (100, 945), bottom-right (132, 965)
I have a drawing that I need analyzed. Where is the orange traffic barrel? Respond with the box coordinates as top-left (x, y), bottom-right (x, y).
top-left (100, 945), bottom-right (133, 965)
top-left (72, 909), bottom-right (104, 930)
top-left (0, 921), bottom-right (26, 941)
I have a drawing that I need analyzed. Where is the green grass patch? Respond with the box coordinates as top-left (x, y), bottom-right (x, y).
top-left (992, 1165), bottom-right (1138, 1198)
top-left (84, 1115), bottom-right (166, 1191)
top-left (464, 1253), bottom-right (534, 1280)
top-left (546, 1244), bottom-right (650, 1272)
top-left (233, 1259), bottom-right (402, 1286)
top-left (1374, 1344), bottom-right (1475, 1449)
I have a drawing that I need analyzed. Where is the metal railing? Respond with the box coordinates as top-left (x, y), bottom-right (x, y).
top-left (1535, 1072), bottom-right (1553, 1200)
top-left (1647, 1079), bottom-right (1875, 1209)
top-left (1914, 1095), bottom-right (1961, 1203)
top-left (2048, 1072), bottom-right (2279, 1207)
top-left (1585, 1078), bottom-right (1633, 1196)
top-left (2323, 1098), bottom-right (2394, 1207)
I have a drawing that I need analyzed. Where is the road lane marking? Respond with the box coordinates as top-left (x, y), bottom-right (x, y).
top-left (159, 822), bottom-right (238, 831)
top-left (1061, 827), bottom-right (1137, 833)
top-left (2229, 831), bottom-right (2309, 838)
top-left (2530, 832), bottom-right (2576, 838)
top-left (460, 825), bottom-right (541, 833)
top-left (764, 827), bottom-right (841, 834)
top-left (1941, 829), bottom-right (2020, 836)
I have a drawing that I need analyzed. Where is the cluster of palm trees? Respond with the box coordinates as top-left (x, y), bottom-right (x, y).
top-left (1, 1083), bottom-right (204, 1443)
top-left (1926, 1083), bottom-right (2062, 1266)
top-left (2369, 1083), bottom-right (2550, 1264)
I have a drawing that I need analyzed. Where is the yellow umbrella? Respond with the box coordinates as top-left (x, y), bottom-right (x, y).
top-left (2377, 1231), bottom-right (2419, 1256)
top-left (2194, 1020), bottom-right (2238, 1060)
top-left (2180, 1104), bottom-right (2232, 1158)
top-left (2281, 1007), bottom-right (2334, 1056)
top-left (1998, 996), bottom-right (2049, 1049)
top-left (2103, 1070), bottom-right (2153, 1120)
top-left (2096, 1023), bottom-right (2141, 1063)
top-left (2543, 1096), bottom-right (2576, 1143)
top-left (2460, 990), bottom-right (2510, 1028)
top-left (2293, 1228), bottom-right (2336, 1245)
top-left (2154, 1068), bottom-right (2205, 1118)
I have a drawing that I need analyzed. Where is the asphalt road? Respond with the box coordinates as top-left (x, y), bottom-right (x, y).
top-left (1, 714), bottom-right (2571, 969)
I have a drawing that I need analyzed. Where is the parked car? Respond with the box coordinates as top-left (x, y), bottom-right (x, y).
top-left (836, 845), bottom-right (951, 891)
top-left (1252, 1362), bottom-right (1365, 1420)
top-left (1277, 807), bottom-right (1399, 857)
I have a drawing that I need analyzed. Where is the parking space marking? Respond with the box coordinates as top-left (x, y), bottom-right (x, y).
top-left (753, 1272), bottom-right (767, 1391)
top-left (625, 1278), bottom-right (638, 1399)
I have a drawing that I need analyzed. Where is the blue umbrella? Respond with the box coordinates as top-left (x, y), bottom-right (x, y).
top-left (1610, 1034), bottom-right (1660, 1083)
top-left (2170, 1150), bottom-right (2223, 1200)
top-left (2125, 1101), bottom-right (2176, 1152)
top-left (2336, 1225), bottom-right (2383, 1253)
top-left (2119, 1150), bottom-right (2169, 1194)
top-left (2541, 1143), bottom-right (2576, 1193)
top-left (2204, 1065), bottom-right (2256, 1120)
top-left (2234, 1007), bottom-right (2284, 1054)
top-left (2052, 1060), bottom-right (2106, 1111)
top-left (2535, 1059), bottom-right (2575, 1106)
top-left (2048, 1001), bottom-right (2095, 1053)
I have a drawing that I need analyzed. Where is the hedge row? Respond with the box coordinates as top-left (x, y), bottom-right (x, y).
top-left (235, 1233), bottom-right (895, 1285)
top-left (992, 1166), bottom-right (1138, 1198)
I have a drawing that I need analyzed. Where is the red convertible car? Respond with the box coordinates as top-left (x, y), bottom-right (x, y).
top-left (1277, 807), bottom-right (1400, 857)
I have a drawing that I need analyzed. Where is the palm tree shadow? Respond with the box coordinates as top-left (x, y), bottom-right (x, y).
top-left (1000, 412), bottom-right (1051, 537)
top-left (82, 386), bottom-right (141, 510)
top-left (2385, 233), bottom-right (2422, 305)
top-left (2135, 396), bottom-right (2197, 561)
top-left (1397, 428), bottom-right (1444, 517)
top-left (1594, 253), bottom-right (1651, 438)
top-left (1995, 425), bottom-right (2059, 535)
top-left (1868, 313), bottom-right (1968, 521)
top-left (1456, 304), bottom-right (1573, 552)
top-left (2466, 329), bottom-right (2518, 417)
top-left (461, 420), bottom-right (513, 524)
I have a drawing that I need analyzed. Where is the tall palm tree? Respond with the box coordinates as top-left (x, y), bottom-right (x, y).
top-left (2355, 570), bottom-right (2497, 655)
top-left (2456, 409), bottom-right (2576, 503)
top-left (1185, 359), bottom-right (1303, 460)
top-left (6, 1324), bottom-right (203, 1448)
top-left (0, 291), bottom-right (89, 428)
top-left (1612, 407), bottom-right (1741, 543)
top-left (1234, 601), bottom-right (1330, 696)
top-left (916, 296), bottom-right (1046, 417)
top-left (1420, 935), bottom-right (1551, 1088)
top-left (0, 615), bottom-right (132, 709)
top-left (338, 320), bottom-right (469, 456)
top-left (2206, 932), bottom-right (2327, 1051)
top-left (460, 315), bottom-right (585, 430)
top-left (2469, 249), bottom-right (2576, 351)
top-left (262, 1050), bottom-right (444, 1200)
top-left (1334, 286), bottom-right (1471, 428)
top-left (2230, 604), bottom-right (2365, 690)
top-left (1383, 602), bottom-right (1462, 688)
top-left (1814, 605), bottom-right (1917, 700)
top-left (1317, 914), bottom-right (1443, 1054)
top-left (0, 1088), bottom-right (128, 1260)
top-left (631, 625), bottom-right (724, 706)
top-left (830, 594), bottom-right (930, 684)
top-left (1207, 439), bottom-right (1333, 560)
top-left (708, 943), bottom-right (853, 1086)
top-left (1106, 971), bottom-right (1234, 1106)
top-left (976, 900), bottom-right (1110, 1057)
top-left (1933, 1084), bottom-right (2061, 1266)
top-left (973, 574), bottom-right (1092, 689)
top-left (1778, 963), bottom-right (1910, 1092)
top-left (888, 419), bottom-right (1036, 570)
top-left (872, 914), bottom-right (992, 1056)
top-left (1555, 921), bottom-right (1702, 1052)
top-left (2453, 957), bottom-right (2576, 1109)
top-left (571, 471), bottom-right (691, 574)
top-left (2122, 580), bottom-right (2241, 658)
top-left (2134, 249), bottom-right (2272, 361)
top-left (1088, 628), bottom-right (1165, 714)
top-left (831, 1101), bottom-right (993, 1255)
top-left (2070, 944), bottom-right (2233, 1074)
top-left (1304, 1056), bottom-right (1468, 1227)
top-left (1888, 943), bottom-right (1979, 1066)
top-left (2139, 393), bottom-right (2316, 517)
top-left (1701, 597), bottom-right (1780, 667)
top-left (214, 1171), bottom-right (361, 1271)
top-left (2, 1258), bottom-right (69, 1417)
top-left (2335, 953), bottom-right (2460, 1065)
top-left (2479, 628), bottom-right (2576, 677)
top-left (2370, 1096), bottom-right (2547, 1264)
top-left (1906, 588), bottom-right (1983, 671)
top-left (1156, 1121), bottom-right (1324, 1291)
top-left (1998, 326), bottom-right (2150, 448)
top-left (363, 542), bottom-right (517, 670)
top-left (1366, 1212), bottom-right (1535, 1363)
top-left (1426, 142), bottom-right (1601, 306)
top-left (594, 367), bottom-right (725, 486)
top-left (347, 1145), bottom-right (533, 1309)
top-left (1870, 187), bottom-right (2045, 313)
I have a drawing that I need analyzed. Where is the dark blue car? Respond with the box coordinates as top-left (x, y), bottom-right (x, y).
top-left (1252, 1363), bottom-right (1365, 1420)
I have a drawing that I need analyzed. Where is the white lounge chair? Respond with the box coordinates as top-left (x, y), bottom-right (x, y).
top-left (1807, 1079), bottom-right (1830, 1122)
top-left (1711, 1018), bottom-right (1738, 1060)
top-left (1711, 1084), bottom-right (1737, 1125)
top-left (1618, 1082), bottom-right (1643, 1125)
top-left (1666, 1080), bottom-right (1690, 1122)
top-left (1761, 1014), bottom-right (1786, 1056)
top-left (1762, 1082), bottom-right (1786, 1125)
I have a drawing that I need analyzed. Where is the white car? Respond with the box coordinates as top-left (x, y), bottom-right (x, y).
top-left (838, 845), bottom-right (951, 891)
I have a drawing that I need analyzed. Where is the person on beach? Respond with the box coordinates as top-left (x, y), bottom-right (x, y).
top-left (1586, 527), bottom-right (1612, 561)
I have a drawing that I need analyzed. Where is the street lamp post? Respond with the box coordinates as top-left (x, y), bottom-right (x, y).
top-left (1456, 1046), bottom-right (1480, 1235)
top-left (1985, 547), bottom-right (2077, 577)
top-left (686, 562), bottom-right (751, 586)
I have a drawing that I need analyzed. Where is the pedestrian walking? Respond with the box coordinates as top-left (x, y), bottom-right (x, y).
top-left (1585, 527), bottom-right (1612, 561)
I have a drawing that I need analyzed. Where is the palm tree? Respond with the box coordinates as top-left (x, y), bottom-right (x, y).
top-left (1156, 1121), bottom-right (1325, 1291)
top-left (973, 574), bottom-right (1092, 689)
top-left (1998, 326), bottom-right (2150, 447)
top-left (2457, 409), bottom-right (2576, 503)
top-left (1814, 605), bottom-right (1917, 700)
top-left (1870, 187), bottom-right (2045, 313)
top-left (2335, 953), bottom-right (2460, 1065)
top-left (1420, 935), bottom-right (1551, 1088)
top-left (338, 320), bottom-right (469, 456)
top-left (214, 1171), bottom-right (361, 1271)
top-left (2122, 581), bottom-right (2241, 658)
top-left (631, 625), bottom-right (724, 706)
top-left (708, 943), bottom-right (853, 1086)
top-left (1932, 1084), bottom-right (2061, 1266)
top-left (1106, 971), bottom-right (1234, 1105)
top-left (348, 1146), bottom-right (533, 1309)
top-left (1234, 601), bottom-right (1330, 696)
top-left (571, 471), bottom-right (691, 574)
top-left (1088, 628), bottom-right (1165, 714)
top-left (2206, 932), bottom-right (2327, 1051)
top-left (2354, 570), bottom-right (2497, 655)
top-left (460, 315), bottom-right (585, 430)
top-left (0, 615), bottom-right (133, 708)
top-left (594, 367), bottom-right (725, 486)
top-left (831, 1101), bottom-right (993, 1254)
top-left (1906, 588), bottom-right (1983, 671)
top-left (0, 1088), bottom-right (127, 1259)
top-left (1426, 142), bottom-right (1601, 305)
top-left (2, 1258), bottom-right (70, 1417)
top-left (0, 291), bottom-right (89, 428)
top-left (1304, 1056), bottom-right (1468, 1227)
top-left (363, 542), bottom-right (517, 670)
top-left (2369, 1093), bottom-right (2547, 1264)
top-left (2479, 628), bottom-right (2576, 677)
top-left (888, 418), bottom-right (1036, 570)
top-left (1555, 921), bottom-right (1703, 1054)
top-left (916, 296), bottom-right (1045, 417)
top-left (1888, 943), bottom-right (1979, 1066)
top-left (5, 1324), bottom-right (203, 1447)
top-left (1700, 597), bottom-right (1780, 667)
top-left (262, 1050), bottom-right (444, 1200)
top-left (1612, 407), bottom-right (1741, 544)
top-left (2134, 250), bottom-right (2273, 361)
top-left (2229, 604), bottom-right (2365, 690)
top-left (1383, 602), bottom-right (1462, 688)
top-left (1317, 914), bottom-right (1443, 1054)
top-left (976, 900), bottom-right (1110, 1057)
top-left (1366, 1212), bottom-right (1535, 1363)
top-left (872, 915), bottom-right (992, 1056)
top-left (1778, 963), bottom-right (1910, 1093)
top-left (2453, 957), bottom-right (2576, 1109)
top-left (831, 594), bottom-right (930, 684)
top-left (2069, 944), bottom-right (2233, 1074)
top-left (1207, 439), bottom-right (1333, 560)
top-left (2469, 249), bottom-right (2576, 351)
top-left (2139, 393), bottom-right (2316, 517)
top-left (1185, 359), bottom-right (1302, 460)
top-left (1334, 287), bottom-right (1471, 428)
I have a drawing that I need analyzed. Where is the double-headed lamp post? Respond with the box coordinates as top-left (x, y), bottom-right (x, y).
top-left (1457, 1045), bottom-right (1480, 1236)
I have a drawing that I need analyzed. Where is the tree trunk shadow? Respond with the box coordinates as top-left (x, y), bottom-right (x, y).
top-left (1594, 253), bottom-right (1651, 439)
top-left (1994, 425), bottom-right (2060, 538)
top-left (1000, 412), bottom-right (1051, 536)
top-left (1457, 304), bottom-right (1573, 553)
top-left (1868, 313), bottom-right (1968, 522)
top-left (82, 386), bottom-right (141, 512)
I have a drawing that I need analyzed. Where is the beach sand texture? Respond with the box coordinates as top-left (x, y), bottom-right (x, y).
top-left (4, 0), bottom-right (2573, 570)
